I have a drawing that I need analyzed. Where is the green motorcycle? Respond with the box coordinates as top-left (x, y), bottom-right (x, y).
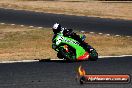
top-left (52, 32), bottom-right (98, 61)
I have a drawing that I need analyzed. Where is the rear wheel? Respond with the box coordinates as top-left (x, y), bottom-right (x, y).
top-left (57, 52), bottom-right (64, 59)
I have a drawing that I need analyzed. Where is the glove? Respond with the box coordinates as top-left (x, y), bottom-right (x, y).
top-left (52, 44), bottom-right (57, 50)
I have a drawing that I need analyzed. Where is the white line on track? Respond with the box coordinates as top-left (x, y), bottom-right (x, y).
top-left (29, 26), bottom-right (34, 28)
top-left (0, 55), bottom-right (132, 63)
top-left (89, 32), bottom-right (94, 34)
top-left (50, 55), bottom-right (132, 60)
top-left (11, 24), bottom-right (15, 26)
top-left (81, 31), bottom-right (85, 33)
top-left (98, 33), bottom-right (103, 35)
top-left (99, 55), bottom-right (132, 58)
top-left (38, 27), bottom-right (43, 29)
top-left (0, 60), bottom-right (39, 64)
top-left (0, 23), bottom-right (5, 25)
top-left (115, 35), bottom-right (120, 37)
top-left (106, 34), bottom-right (110, 36)
top-left (20, 25), bottom-right (24, 27)
top-left (126, 36), bottom-right (131, 38)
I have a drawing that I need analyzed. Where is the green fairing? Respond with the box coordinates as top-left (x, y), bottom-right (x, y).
top-left (53, 33), bottom-right (85, 58)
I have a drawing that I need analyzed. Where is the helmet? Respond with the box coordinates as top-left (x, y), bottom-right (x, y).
top-left (52, 23), bottom-right (62, 34)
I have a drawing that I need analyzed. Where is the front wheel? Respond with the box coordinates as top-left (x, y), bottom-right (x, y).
top-left (89, 49), bottom-right (98, 61)
top-left (84, 44), bottom-right (98, 61)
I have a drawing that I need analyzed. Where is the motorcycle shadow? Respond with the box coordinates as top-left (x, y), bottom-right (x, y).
top-left (39, 59), bottom-right (88, 63)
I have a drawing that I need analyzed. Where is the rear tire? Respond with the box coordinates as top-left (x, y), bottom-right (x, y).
top-left (57, 52), bottom-right (64, 59)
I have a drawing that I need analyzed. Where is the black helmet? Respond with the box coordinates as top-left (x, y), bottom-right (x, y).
top-left (52, 23), bottom-right (62, 34)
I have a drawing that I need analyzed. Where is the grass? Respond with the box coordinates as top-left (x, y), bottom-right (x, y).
top-left (0, 0), bottom-right (132, 20)
top-left (0, 24), bottom-right (132, 61)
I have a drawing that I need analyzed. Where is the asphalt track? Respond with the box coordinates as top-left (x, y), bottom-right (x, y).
top-left (0, 8), bottom-right (132, 88)
top-left (0, 8), bottom-right (132, 36)
top-left (0, 57), bottom-right (132, 88)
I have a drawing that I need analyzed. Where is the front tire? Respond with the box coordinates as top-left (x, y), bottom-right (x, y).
top-left (84, 44), bottom-right (98, 61)
top-left (89, 49), bottom-right (98, 61)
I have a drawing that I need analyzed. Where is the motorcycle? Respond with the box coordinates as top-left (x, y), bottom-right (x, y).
top-left (52, 32), bottom-right (98, 61)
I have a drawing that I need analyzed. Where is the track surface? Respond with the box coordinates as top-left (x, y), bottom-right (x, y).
top-left (0, 8), bottom-right (132, 36)
top-left (0, 8), bottom-right (132, 88)
top-left (0, 57), bottom-right (132, 88)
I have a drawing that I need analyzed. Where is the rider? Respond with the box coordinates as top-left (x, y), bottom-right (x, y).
top-left (52, 23), bottom-right (87, 50)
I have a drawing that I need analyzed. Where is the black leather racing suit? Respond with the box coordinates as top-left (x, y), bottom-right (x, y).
top-left (52, 28), bottom-right (88, 51)
top-left (62, 28), bottom-right (82, 43)
top-left (61, 28), bottom-right (88, 50)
